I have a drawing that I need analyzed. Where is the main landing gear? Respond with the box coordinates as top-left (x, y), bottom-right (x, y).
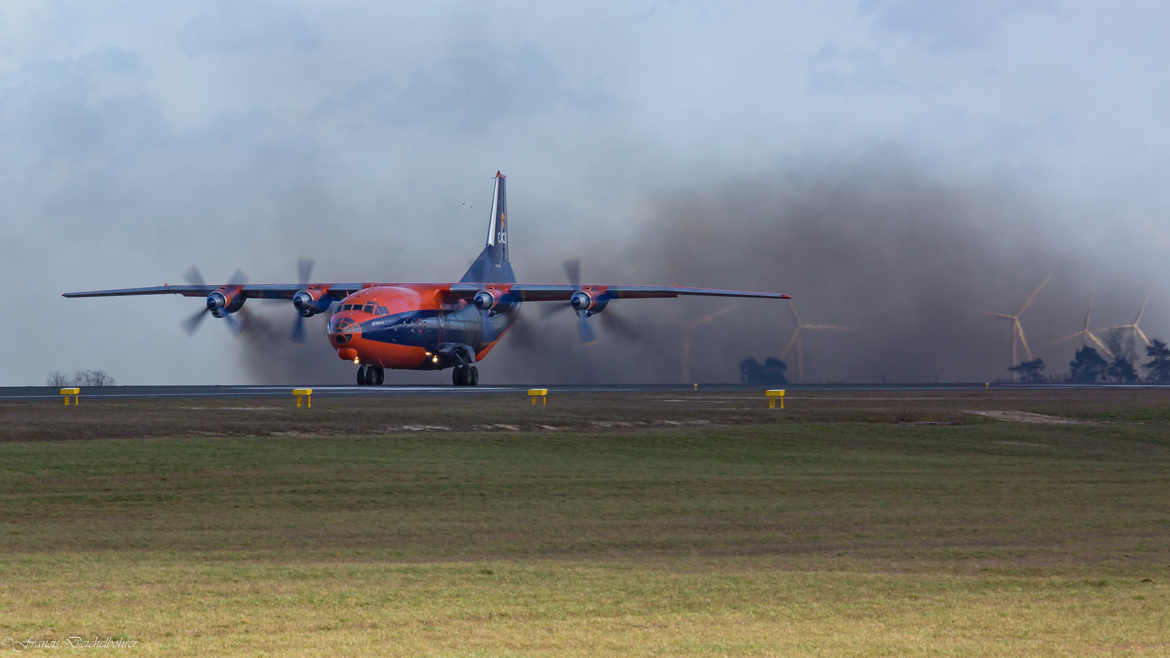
top-left (452, 364), bottom-right (479, 386)
top-left (356, 364), bottom-right (384, 386)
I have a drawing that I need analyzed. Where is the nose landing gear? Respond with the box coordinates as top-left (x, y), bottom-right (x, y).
top-left (356, 364), bottom-right (384, 386)
top-left (453, 365), bottom-right (479, 386)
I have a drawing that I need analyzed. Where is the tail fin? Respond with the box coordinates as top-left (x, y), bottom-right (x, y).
top-left (460, 171), bottom-right (516, 283)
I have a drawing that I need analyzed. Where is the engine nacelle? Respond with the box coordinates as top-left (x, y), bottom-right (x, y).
top-left (293, 288), bottom-right (332, 317)
top-left (206, 288), bottom-right (246, 318)
top-left (473, 290), bottom-right (514, 315)
top-left (570, 290), bottom-right (608, 316)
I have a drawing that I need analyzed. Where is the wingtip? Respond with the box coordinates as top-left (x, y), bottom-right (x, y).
top-left (781, 294), bottom-right (791, 299)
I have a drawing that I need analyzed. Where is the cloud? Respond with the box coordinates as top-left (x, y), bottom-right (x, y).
top-left (1, 1), bottom-right (1168, 385)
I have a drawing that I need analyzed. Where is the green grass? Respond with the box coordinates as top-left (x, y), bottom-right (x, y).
top-left (2, 392), bottom-right (1170, 655)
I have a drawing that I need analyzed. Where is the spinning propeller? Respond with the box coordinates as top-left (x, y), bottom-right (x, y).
top-left (543, 259), bottom-right (639, 343)
top-left (181, 266), bottom-right (248, 335)
top-left (290, 258), bottom-right (314, 343)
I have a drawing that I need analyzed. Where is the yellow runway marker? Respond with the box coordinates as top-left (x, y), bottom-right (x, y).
top-left (292, 388), bottom-right (313, 408)
top-left (528, 388), bottom-right (548, 407)
top-left (59, 387), bottom-right (80, 406)
top-left (766, 389), bottom-right (786, 409)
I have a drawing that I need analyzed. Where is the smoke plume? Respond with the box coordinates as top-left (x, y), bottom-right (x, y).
top-left (237, 150), bottom-right (1166, 384)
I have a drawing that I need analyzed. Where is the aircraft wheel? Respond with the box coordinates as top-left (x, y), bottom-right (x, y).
top-left (452, 366), bottom-right (467, 386)
top-left (372, 366), bottom-right (385, 386)
top-left (469, 366), bottom-right (479, 386)
top-left (356, 365), bottom-right (368, 386)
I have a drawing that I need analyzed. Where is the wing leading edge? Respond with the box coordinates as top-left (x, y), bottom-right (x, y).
top-left (62, 283), bottom-right (371, 300)
top-left (64, 282), bottom-right (789, 302)
top-left (448, 283), bottom-right (790, 302)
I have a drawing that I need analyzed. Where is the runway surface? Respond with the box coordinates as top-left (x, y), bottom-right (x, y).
top-left (3, 382), bottom-right (1169, 400)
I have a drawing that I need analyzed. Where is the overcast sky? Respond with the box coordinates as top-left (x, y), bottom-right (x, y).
top-left (2, 1), bottom-right (1168, 385)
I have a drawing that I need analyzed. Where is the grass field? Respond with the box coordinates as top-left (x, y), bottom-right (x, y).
top-left (1, 389), bottom-right (1169, 655)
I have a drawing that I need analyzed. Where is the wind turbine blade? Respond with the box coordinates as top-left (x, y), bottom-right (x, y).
top-left (1054, 331), bottom-right (1084, 344)
top-left (787, 303), bottom-right (800, 327)
top-left (1135, 293), bottom-right (1149, 324)
top-left (987, 312), bottom-right (1015, 320)
top-left (1135, 326), bottom-right (1152, 347)
top-left (1086, 332), bottom-right (1113, 359)
top-left (781, 330), bottom-right (799, 359)
top-left (803, 323), bottom-right (849, 331)
top-left (1018, 272), bottom-right (1053, 315)
top-left (689, 305), bottom-right (734, 330)
top-left (1016, 321), bottom-right (1034, 361)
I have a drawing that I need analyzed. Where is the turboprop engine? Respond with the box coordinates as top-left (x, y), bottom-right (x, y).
top-left (570, 290), bottom-right (608, 316)
top-left (292, 288), bottom-right (333, 317)
top-left (205, 288), bottom-right (246, 318)
top-left (473, 290), bottom-right (514, 315)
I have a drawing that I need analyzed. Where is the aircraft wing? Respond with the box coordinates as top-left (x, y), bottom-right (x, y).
top-left (62, 283), bottom-right (371, 300)
top-left (448, 283), bottom-right (790, 302)
top-left (64, 282), bottom-right (789, 302)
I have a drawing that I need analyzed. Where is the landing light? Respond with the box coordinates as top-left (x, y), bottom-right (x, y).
top-left (432, 355), bottom-right (439, 364)
top-left (352, 357), bottom-right (360, 364)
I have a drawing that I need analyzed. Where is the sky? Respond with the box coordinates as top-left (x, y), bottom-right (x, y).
top-left (2, 1), bottom-right (1168, 385)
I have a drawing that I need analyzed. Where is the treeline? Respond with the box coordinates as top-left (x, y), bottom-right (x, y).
top-left (1008, 339), bottom-right (1170, 384)
top-left (46, 369), bottom-right (116, 387)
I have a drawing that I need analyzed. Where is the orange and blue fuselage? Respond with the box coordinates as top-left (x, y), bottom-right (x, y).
top-left (327, 284), bottom-right (516, 369)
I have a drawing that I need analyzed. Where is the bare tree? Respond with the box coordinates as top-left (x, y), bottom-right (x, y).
top-left (46, 370), bottom-right (73, 387)
top-left (73, 369), bottom-right (116, 386)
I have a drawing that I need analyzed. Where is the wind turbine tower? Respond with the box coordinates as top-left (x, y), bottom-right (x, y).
top-left (1055, 294), bottom-right (1114, 360)
top-left (781, 303), bottom-right (848, 383)
top-left (681, 305), bottom-right (736, 383)
top-left (1102, 293), bottom-right (1153, 350)
top-left (987, 273), bottom-right (1051, 374)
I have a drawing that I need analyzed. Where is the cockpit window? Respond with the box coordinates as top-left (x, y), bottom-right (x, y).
top-left (363, 303), bottom-right (375, 314)
top-left (377, 305), bottom-right (388, 315)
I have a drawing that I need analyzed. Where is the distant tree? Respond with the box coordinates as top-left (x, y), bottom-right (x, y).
top-left (46, 370), bottom-right (73, 387)
top-left (739, 358), bottom-right (761, 384)
top-left (1103, 328), bottom-right (1136, 364)
top-left (740, 356), bottom-right (787, 385)
top-left (1008, 358), bottom-right (1046, 384)
top-left (1069, 346), bottom-right (1108, 384)
top-left (73, 369), bottom-right (115, 386)
top-left (1107, 357), bottom-right (1139, 384)
top-left (1145, 339), bottom-right (1170, 384)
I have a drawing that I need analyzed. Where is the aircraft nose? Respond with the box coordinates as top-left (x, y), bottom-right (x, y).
top-left (328, 314), bottom-right (360, 345)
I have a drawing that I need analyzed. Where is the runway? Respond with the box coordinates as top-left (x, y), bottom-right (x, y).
top-left (3, 382), bottom-right (1169, 400)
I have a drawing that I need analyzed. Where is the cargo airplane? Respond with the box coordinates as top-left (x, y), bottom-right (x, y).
top-left (65, 172), bottom-right (789, 385)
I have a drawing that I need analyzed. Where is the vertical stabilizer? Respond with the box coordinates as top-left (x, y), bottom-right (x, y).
top-left (461, 171), bottom-right (516, 283)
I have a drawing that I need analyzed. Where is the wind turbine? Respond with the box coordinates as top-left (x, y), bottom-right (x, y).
top-left (781, 303), bottom-right (848, 383)
top-left (987, 273), bottom-right (1051, 373)
top-left (1103, 293), bottom-right (1153, 348)
top-left (680, 305), bottom-right (736, 383)
top-left (1055, 293), bottom-right (1113, 359)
